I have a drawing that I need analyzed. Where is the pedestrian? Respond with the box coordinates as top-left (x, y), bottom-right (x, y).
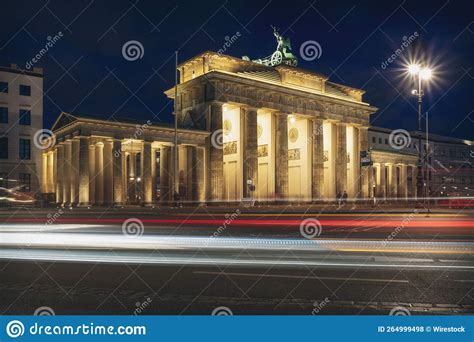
top-left (342, 190), bottom-right (348, 205)
top-left (336, 191), bottom-right (342, 209)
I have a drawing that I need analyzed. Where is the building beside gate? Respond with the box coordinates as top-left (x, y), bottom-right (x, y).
top-left (368, 127), bottom-right (473, 199)
top-left (0, 64), bottom-right (44, 194)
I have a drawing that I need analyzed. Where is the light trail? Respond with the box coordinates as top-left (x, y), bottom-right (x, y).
top-left (3, 218), bottom-right (474, 229)
top-left (1, 249), bottom-right (473, 270)
top-left (1, 231), bottom-right (473, 254)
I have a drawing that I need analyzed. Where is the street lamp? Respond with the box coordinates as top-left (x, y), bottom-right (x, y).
top-left (407, 63), bottom-right (432, 202)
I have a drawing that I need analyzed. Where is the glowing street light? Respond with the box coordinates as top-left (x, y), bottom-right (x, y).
top-left (420, 68), bottom-right (432, 80)
top-left (408, 63), bottom-right (420, 75)
top-left (406, 62), bottom-right (432, 205)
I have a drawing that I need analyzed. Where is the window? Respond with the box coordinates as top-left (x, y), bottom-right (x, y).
top-left (385, 138), bottom-right (388, 145)
top-left (0, 137), bottom-right (7, 159)
top-left (19, 84), bottom-right (31, 96)
top-left (378, 138), bottom-right (382, 144)
top-left (19, 109), bottom-right (31, 125)
top-left (18, 173), bottom-right (31, 191)
top-left (0, 81), bottom-right (7, 93)
top-left (0, 107), bottom-right (7, 123)
top-left (19, 138), bottom-right (30, 159)
top-left (372, 137), bottom-right (376, 143)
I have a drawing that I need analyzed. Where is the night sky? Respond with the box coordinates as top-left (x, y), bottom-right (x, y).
top-left (1, 0), bottom-right (472, 140)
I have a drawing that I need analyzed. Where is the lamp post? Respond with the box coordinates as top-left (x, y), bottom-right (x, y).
top-left (408, 64), bottom-right (432, 202)
top-left (173, 51), bottom-right (179, 207)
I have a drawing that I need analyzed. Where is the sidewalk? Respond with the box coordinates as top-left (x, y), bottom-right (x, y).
top-left (0, 203), bottom-right (471, 215)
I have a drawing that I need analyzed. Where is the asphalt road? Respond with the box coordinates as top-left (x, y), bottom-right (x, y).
top-left (0, 207), bottom-right (473, 315)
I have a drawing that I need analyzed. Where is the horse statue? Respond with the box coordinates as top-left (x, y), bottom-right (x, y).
top-left (242, 26), bottom-right (298, 67)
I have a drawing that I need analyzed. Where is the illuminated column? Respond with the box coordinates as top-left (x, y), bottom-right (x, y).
top-left (143, 141), bottom-right (153, 206)
top-left (351, 126), bottom-right (360, 197)
top-left (209, 102), bottom-right (224, 201)
top-left (88, 144), bottom-right (96, 206)
top-left (335, 123), bottom-right (347, 195)
top-left (113, 140), bottom-right (123, 206)
top-left (103, 140), bottom-right (114, 205)
top-left (275, 113), bottom-right (288, 200)
top-left (63, 141), bottom-right (72, 205)
top-left (400, 164), bottom-right (408, 200)
top-left (387, 163), bottom-right (397, 199)
top-left (128, 152), bottom-right (136, 203)
top-left (196, 147), bottom-right (205, 203)
top-left (242, 107), bottom-right (258, 198)
top-left (78, 137), bottom-right (90, 206)
top-left (376, 164), bottom-right (386, 199)
top-left (151, 146), bottom-right (157, 205)
top-left (358, 126), bottom-right (369, 198)
top-left (311, 118), bottom-right (324, 201)
top-left (95, 142), bottom-right (104, 205)
top-left (47, 151), bottom-right (54, 193)
top-left (55, 144), bottom-right (64, 204)
top-left (411, 166), bottom-right (417, 199)
top-left (71, 139), bottom-right (80, 205)
top-left (160, 146), bottom-right (171, 204)
top-left (42, 153), bottom-right (48, 193)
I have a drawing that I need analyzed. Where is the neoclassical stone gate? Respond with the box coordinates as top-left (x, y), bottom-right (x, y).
top-left (165, 51), bottom-right (377, 202)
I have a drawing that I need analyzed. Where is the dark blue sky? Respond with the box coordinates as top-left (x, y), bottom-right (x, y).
top-left (1, 0), bottom-right (472, 139)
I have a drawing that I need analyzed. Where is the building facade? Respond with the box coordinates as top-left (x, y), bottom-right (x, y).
top-left (368, 127), bottom-right (473, 199)
top-left (368, 127), bottom-right (419, 200)
top-left (0, 64), bottom-right (44, 194)
top-left (41, 113), bottom-right (208, 206)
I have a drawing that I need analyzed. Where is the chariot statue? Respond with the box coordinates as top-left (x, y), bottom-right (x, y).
top-left (242, 26), bottom-right (298, 67)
